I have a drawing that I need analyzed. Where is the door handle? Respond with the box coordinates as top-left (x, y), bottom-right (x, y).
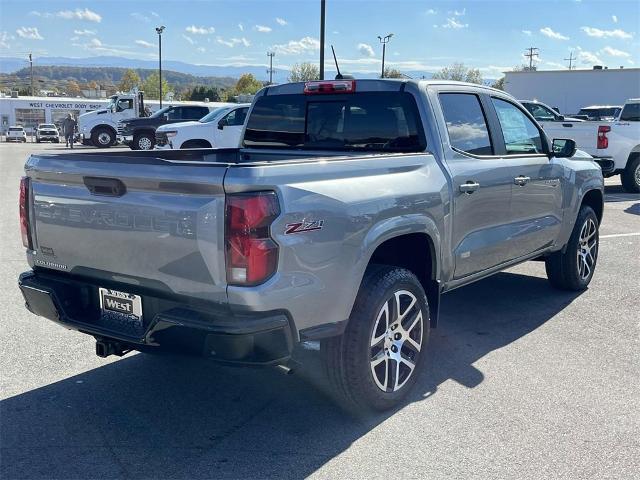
top-left (459, 181), bottom-right (480, 194)
top-left (514, 176), bottom-right (531, 186)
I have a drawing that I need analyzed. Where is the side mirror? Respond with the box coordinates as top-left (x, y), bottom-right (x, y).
top-left (557, 115), bottom-right (565, 121)
top-left (164, 114), bottom-right (169, 121)
top-left (217, 120), bottom-right (225, 130)
top-left (551, 138), bottom-right (577, 158)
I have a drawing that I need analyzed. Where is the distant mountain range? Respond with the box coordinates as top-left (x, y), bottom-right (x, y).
top-left (0, 55), bottom-right (441, 81)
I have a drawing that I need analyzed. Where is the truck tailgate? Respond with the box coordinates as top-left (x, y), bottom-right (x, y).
top-left (25, 153), bottom-right (229, 303)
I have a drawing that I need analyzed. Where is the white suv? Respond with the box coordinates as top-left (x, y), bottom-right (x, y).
top-left (155, 104), bottom-right (250, 150)
top-left (6, 126), bottom-right (27, 142)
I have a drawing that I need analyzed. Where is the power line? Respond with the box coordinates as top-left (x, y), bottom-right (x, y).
top-left (564, 51), bottom-right (576, 70)
top-left (524, 47), bottom-right (539, 70)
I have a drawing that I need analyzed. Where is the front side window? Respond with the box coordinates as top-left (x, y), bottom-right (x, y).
top-left (492, 97), bottom-right (544, 155)
top-left (439, 93), bottom-right (493, 156)
top-left (116, 99), bottom-right (133, 111)
top-left (223, 107), bottom-right (249, 127)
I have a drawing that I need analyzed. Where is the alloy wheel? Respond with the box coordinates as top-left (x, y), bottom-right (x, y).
top-left (98, 132), bottom-right (112, 145)
top-left (138, 136), bottom-right (153, 150)
top-left (370, 290), bottom-right (423, 392)
top-left (577, 218), bottom-right (598, 280)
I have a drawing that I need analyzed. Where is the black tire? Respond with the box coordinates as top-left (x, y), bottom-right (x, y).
top-left (36, 138), bottom-right (40, 143)
top-left (133, 132), bottom-right (155, 150)
top-left (545, 205), bottom-right (599, 291)
top-left (91, 127), bottom-right (114, 148)
top-left (621, 155), bottom-right (640, 194)
top-left (181, 140), bottom-right (212, 149)
top-left (321, 265), bottom-right (430, 411)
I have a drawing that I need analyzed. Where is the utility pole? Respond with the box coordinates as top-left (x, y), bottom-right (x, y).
top-left (29, 53), bottom-right (33, 96)
top-left (267, 51), bottom-right (275, 84)
top-left (156, 26), bottom-right (165, 107)
top-left (319, 0), bottom-right (326, 80)
top-left (378, 34), bottom-right (393, 78)
top-left (564, 51), bottom-right (576, 70)
top-left (524, 47), bottom-right (539, 71)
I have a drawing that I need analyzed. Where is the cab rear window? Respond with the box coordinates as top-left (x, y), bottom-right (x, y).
top-left (243, 92), bottom-right (425, 152)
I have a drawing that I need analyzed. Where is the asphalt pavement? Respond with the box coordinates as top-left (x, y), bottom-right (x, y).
top-left (1, 142), bottom-right (638, 479)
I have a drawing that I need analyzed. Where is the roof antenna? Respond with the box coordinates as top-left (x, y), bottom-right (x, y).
top-left (331, 45), bottom-right (353, 80)
top-left (331, 45), bottom-right (343, 79)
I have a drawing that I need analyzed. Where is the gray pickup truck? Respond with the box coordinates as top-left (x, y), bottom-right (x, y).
top-left (19, 79), bottom-right (603, 410)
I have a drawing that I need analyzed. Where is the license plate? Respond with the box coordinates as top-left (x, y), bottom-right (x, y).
top-left (99, 288), bottom-right (142, 321)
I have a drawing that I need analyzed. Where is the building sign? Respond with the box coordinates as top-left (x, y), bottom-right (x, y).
top-left (28, 102), bottom-right (105, 110)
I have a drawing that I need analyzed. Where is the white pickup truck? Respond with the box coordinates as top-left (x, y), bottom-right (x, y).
top-left (538, 99), bottom-right (640, 193)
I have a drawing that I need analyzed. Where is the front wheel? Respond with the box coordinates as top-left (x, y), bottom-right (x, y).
top-left (545, 205), bottom-right (599, 290)
top-left (621, 155), bottom-right (640, 194)
top-left (321, 265), bottom-right (430, 411)
top-left (133, 133), bottom-right (155, 150)
top-left (91, 128), bottom-right (114, 148)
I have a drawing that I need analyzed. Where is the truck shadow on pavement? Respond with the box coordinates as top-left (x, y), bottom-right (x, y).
top-left (1, 271), bottom-right (582, 479)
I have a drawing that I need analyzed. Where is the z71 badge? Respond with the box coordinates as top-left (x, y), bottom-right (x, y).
top-left (285, 219), bottom-right (324, 235)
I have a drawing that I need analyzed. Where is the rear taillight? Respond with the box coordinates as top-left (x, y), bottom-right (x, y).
top-left (304, 80), bottom-right (356, 95)
top-left (225, 192), bottom-right (280, 286)
top-left (19, 176), bottom-right (33, 250)
top-left (597, 125), bottom-right (611, 149)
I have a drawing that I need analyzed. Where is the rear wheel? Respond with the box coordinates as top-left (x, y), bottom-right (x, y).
top-left (621, 155), bottom-right (640, 194)
top-left (133, 132), bottom-right (154, 150)
top-left (91, 127), bottom-right (114, 148)
top-left (321, 265), bottom-right (429, 411)
top-left (545, 205), bottom-right (599, 290)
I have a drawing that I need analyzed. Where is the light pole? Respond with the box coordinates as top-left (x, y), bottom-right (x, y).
top-left (378, 33), bottom-right (393, 78)
top-left (29, 53), bottom-right (33, 96)
top-left (267, 51), bottom-right (275, 84)
top-left (319, 0), bottom-right (326, 80)
top-left (156, 26), bottom-right (165, 107)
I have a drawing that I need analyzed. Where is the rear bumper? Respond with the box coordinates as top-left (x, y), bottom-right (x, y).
top-left (19, 270), bottom-right (294, 365)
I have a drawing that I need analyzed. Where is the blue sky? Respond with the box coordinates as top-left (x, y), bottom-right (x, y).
top-left (0, 0), bottom-right (638, 76)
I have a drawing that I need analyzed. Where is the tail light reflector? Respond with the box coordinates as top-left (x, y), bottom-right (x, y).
top-left (304, 80), bottom-right (356, 95)
top-left (225, 192), bottom-right (280, 285)
top-left (19, 176), bottom-right (33, 250)
top-left (597, 125), bottom-right (610, 149)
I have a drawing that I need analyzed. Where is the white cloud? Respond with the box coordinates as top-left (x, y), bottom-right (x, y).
top-left (576, 47), bottom-right (602, 65)
top-left (612, 15), bottom-right (618, 23)
top-left (275, 17), bottom-right (287, 26)
top-left (216, 36), bottom-right (251, 48)
top-left (73, 29), bottom-right (96, 36)
top-left (197, 47), bottom-right (206, 53)
top-left (442, 18), bottom-right (468, 29)
top-left (545, 61), bottom-right (566, 69)
top-left (540, 27), bottom-right (569, 40)
top-left (182, 34), bottom-right (195, 45)
top-left (600, 46), bottom-right (631, 57)
top-left (522, 30), bottom-right (532, 36)
top-left (449, 8), bottom-right (466, 16)
top-left (357, 43), bottom-right (375, 57)
top-left (151, 12), bottom-right (159, 18)
top-left (426, 9), bottom-right (437, 15)
top-left (581, 26), bottom-right (632, 39)
top-left (131, 12), bottom-right (152, 23)
top-left (135, 40), bottom-right (155, 48)
top-left (255, 25), bottom-right (272, 33)
top-left (56, 8), bottom-right (102, 22)
top-left (16, 27), bottom-right (43, 40)
top-left (0, 31), bottom-right (13, 49)
top-left (238, 23), bottom-right (244, 31)
top-left (186, 25), bottom-right (215, 35)
top-left (272, 36), bottom-right (319, 55)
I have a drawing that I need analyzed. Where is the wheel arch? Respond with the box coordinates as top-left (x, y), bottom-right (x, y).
top-left (580, 188), bottom-right (604, 225)
top-left (91, 124), bottom-right (117, 137)
top-left (366, 231), bottom-right (441, 328)
top-left (181, 139), bottom-right (212, 149)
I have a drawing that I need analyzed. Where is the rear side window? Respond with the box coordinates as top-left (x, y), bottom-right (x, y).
top-left (620, 103), bottom-right (640, 121)
top-left (243, 92), bottom-right (425, 152)
top-left (491, 98), bottom-right (544, 155)
top-left (439, 93), bottom-right (493, 156)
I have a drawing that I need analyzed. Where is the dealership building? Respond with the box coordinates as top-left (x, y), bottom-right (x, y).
top-left (504, 67), bottom-right (640, 115)
top-left (0, 95), bottom-right (110, 133)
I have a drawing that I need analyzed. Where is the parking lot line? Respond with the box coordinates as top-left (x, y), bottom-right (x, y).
top-left (600, 232), bottom-right (640, 238)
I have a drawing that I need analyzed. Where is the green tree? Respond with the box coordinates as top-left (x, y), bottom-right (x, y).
top-left (288, 63), bottom-right (319, 82)
top-left (118, 69), bottom-right (141, 92)
top-left (382, 67), bottom-right (403, 79)
top-left (233, 73), bottom-right (264, 95)
top-left (432, 63), bottom-right (483, 84)
top-left (66, 80), bottom-right (82, 97)
top-left (189, 85), bottom-right (222, 101)
top-left (141, 72), bottom-right (173, 100)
